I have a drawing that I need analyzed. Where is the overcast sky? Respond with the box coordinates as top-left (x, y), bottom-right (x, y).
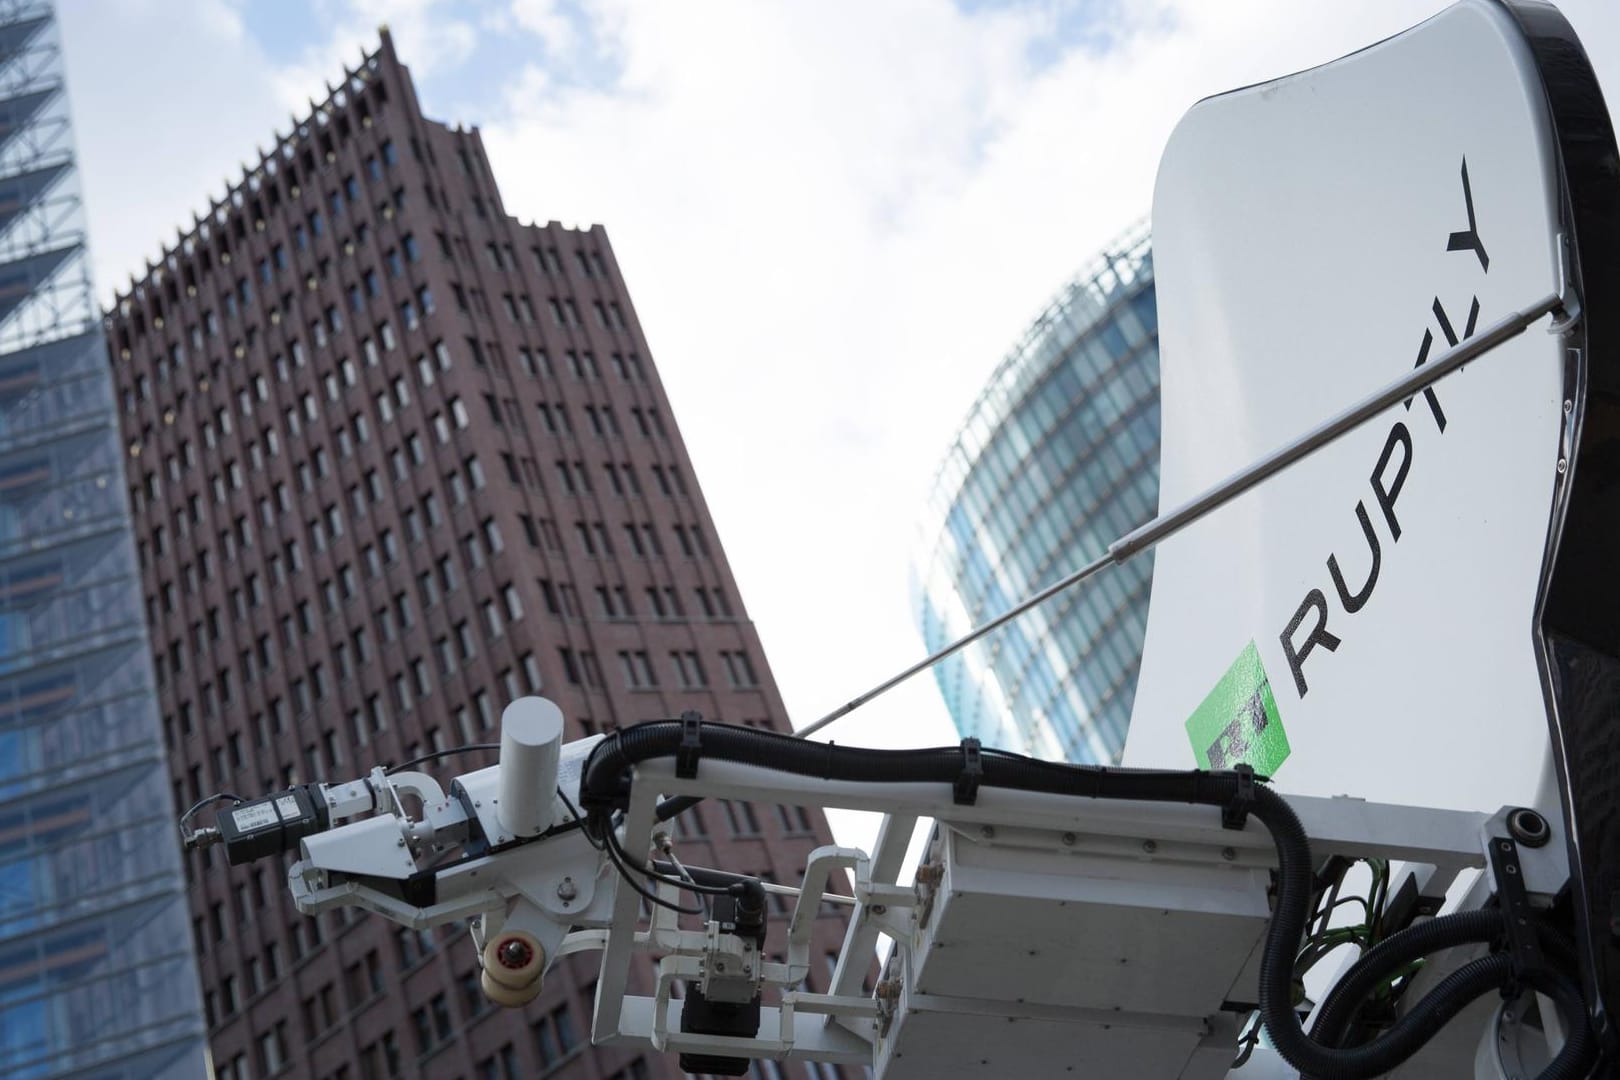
top-left (57, 0), bottom-right (1620, 848)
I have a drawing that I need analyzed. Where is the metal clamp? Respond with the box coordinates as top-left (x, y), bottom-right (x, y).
top-left (1222, 764), bottom-right (1256, 832)
top-left (953, 738), bottom-right (983, 806)
top-left (676, 711), bottom-right (703, 780)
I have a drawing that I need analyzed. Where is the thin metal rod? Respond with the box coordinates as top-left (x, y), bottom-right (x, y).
top-left (797, 292), bottom-right (1564, 740)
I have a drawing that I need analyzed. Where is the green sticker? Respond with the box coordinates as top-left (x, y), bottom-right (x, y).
top-left (1185, 641), bottom-right (1290, 776)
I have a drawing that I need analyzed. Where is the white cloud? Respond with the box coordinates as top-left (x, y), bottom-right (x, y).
top-left (473, 0), bottom-right (1467, 765)
top-left (61, 0), bottom-right (290, 303)
top-left (270, 0), bottom-right (477, 112)
top-left (509, 0), bottom-right (579, 57)
top-left (60, 0), bottom-right (1620, 852)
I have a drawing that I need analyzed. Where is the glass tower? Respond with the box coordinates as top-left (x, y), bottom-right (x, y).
top-left (915, 223), bottom-right (1157, 763)
top-left (0, 3), bottom-right (209, 1077)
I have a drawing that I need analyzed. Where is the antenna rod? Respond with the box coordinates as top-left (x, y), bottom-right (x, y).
top-left (797, 291), bottom-right (1565, 740)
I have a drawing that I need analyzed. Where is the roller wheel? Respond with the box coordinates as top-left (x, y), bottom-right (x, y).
top-left (481, 968), bottom-right (543, 1007)
top-left (482, 929), bottom-right (545, 989)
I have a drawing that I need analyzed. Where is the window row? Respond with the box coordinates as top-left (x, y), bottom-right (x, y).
top-left (616, 648), bottom-right (759, 691)
top-left (111, 69), bottom-right (396, 342)
top-left (118, 191), bottom-right (414, 384)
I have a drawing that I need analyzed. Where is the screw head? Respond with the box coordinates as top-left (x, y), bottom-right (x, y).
top-left (1142, 840), bottom-right (1158, 855)
top-left (556, 877), bottom-right (578, 901)
top-left (1061, 832), bottom-right (1077, 846)
top-left (1221, 847), bottom-right (1237, 862)
top-left (980, 826), bottom-right (996, 840)
top-left (497, 938), bottom-right (533, 969)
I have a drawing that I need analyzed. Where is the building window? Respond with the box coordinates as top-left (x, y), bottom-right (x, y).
top-left (619, 650), bottom-right (656, 689)
top-left (722, 800), bottom-right (761, 837)
top-left (671, 650), bottom-right (706, 688)
top-left (722, 650), bottom-right (759, 687)
top-left (534, 1004), bottom-right (580, 1068)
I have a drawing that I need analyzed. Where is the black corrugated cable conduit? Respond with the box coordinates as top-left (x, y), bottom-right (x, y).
top-left (1309, 909), bottom-right (1504, 1050)
top-left (581, 720), bottom-right (1598, 1079)
top-left (1309, 908), bottom-right (1504, 1050)
top-left (1307, 913), bottom-right (1594, 1080)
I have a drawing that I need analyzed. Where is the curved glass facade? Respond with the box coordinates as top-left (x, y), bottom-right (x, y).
top-left (0, 5), bottom-right (208, 1078)
top-left (915, 223), bottom-right (1157, 762)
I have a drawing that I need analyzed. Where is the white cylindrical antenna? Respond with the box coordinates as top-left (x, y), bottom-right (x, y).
top-left (496, 697), bottom-right (565, 837)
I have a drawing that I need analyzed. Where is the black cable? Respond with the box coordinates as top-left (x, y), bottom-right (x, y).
top-left (661, 845), bottom-right (711, 918)
top-left (601, 821), bottom-right (733, 898)
top-left (655, 794), bottom-right (703, 822)
top-left (1308, 914), bottom-right (1594, 1080)
top-left (594, 820), bottom-right (704, 916)
top-left (1526, 967), bottom-right (1600, 1080)
top-left (577, 720), bottom-right (1599, 1080)
top-left (180, 791), bottom-right (243, 826)
top-left (385, 743), bottom-right (500, 774)
top-left (609, 842), bottom-right (697, 915)
top-left (596, 829), bottom-right (696, 913)
top-left (551, 787), bottom-right (595, 843)
top-left (1309, 908), bottom-right (1503, 1050)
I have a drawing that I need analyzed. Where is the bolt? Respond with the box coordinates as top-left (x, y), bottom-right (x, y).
top-left (1142, 840), bottom-right (1158, 855)
top-left (980, 825), bottom-right (996, 840)
top-left (556, 877), bottom-right (578, 901)
top-left (1221, 847), bottom-right (1236, 862)
top-left (498, 938), bottom-right (533, 968)
top-left (397, 838), bottom-right (406, 847)
top-left (870, 904), bottom-right (887, 916)
top-left (1061, 832), bottom-right (1077, 846)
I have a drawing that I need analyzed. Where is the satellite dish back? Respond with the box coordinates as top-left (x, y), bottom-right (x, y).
top-left (1124, 0), bottom-right (1620, 1036)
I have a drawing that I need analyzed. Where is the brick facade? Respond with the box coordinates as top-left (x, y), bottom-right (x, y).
top-left (106, 31), bottom-right (852, 1080)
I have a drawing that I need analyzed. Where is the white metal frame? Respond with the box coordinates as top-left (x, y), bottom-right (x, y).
top-left (268, 729), bottom-right (1576, 1078)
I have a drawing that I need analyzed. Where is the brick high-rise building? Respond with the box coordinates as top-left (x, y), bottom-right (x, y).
top-left (106, 31), bottom-right (852, 1080)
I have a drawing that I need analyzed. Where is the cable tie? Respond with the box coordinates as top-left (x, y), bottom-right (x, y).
top-left (1223, 763), bottom-right (1256, 831)
top-left (953, 737), bottom-right (983, 806)
top-left (676, 711), bottom-right (703, 780)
